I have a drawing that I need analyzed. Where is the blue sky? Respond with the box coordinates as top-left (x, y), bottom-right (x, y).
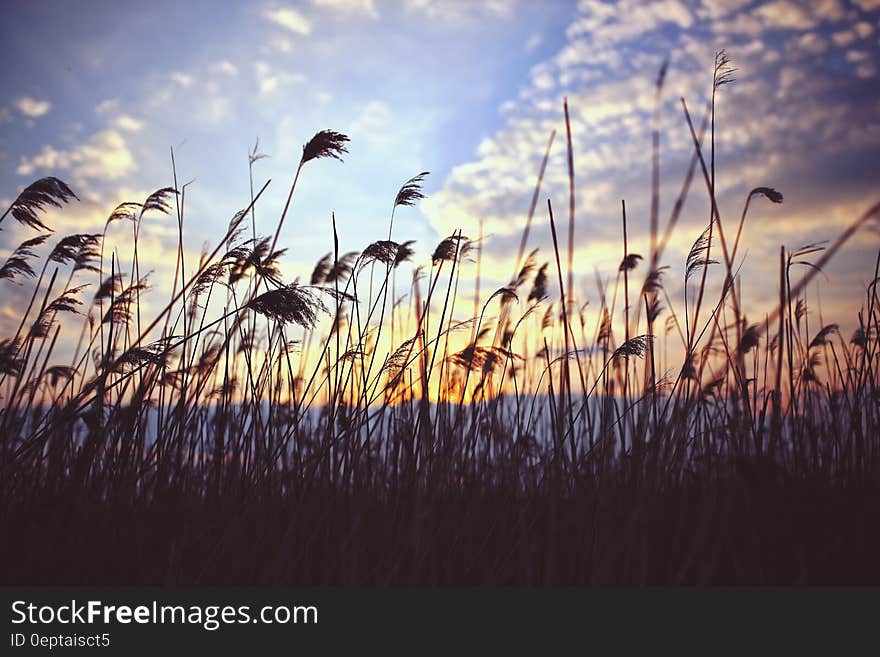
top-left (1, 0), bottom-right (879, 340)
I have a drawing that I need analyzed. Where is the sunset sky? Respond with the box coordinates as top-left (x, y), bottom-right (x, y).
top-left (1, 0), bottom-right (879, 343)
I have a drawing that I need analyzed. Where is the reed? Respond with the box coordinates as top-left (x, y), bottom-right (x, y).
top-left (1, 54), bottom-right (879, 585)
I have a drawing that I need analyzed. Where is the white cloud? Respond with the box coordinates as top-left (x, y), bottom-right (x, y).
top-left (254, 61), bottom-right (306, 96)
top-left (311, 0), bottom-right (378, 18)
top-left (113, 115), bottom-right (144, 132)
top-left (170, 72), bottom-right (194, 87)
top-left (404, 0), bottom-right (516, 23)
top-left (95, 99), bottom-right (119, 115)
top-left (714, 12), bottom-right (764, 37)
top-left (854, 21), bottom-right (874, 38)
top-left (700, 0), bottom-right (753, 19)
top-left (211, 60), bottom-right (239, 76)
top-left (831, 30), bottom-right (858, 47)
top-left (264, 7), bottom-right (312, 35)
top-left (755, 1), bottom-right (817, 30)
top-left (350, 100), bottom-right (393, 138)
top-left (798, 32), bottom-right (828, 54)
top-left (16, 130), bottom-right (136, 181)
top-left (14, 97), bottom-right (51, 118)
top-left (525, 34), bottom-right (543, 53)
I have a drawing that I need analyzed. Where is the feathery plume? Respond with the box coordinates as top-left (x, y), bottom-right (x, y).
top-left (246, 284), bottom-right (328, 329)
top-left (431, 234), bottom-right (467, 264)
top-left (394, 171), bottom-right (430, 208)
top-left (738, 323), bottom-right (761, 354)
top-left (0, 338), bottom-right (22, 376)
top-left (49, 234), bottom-right (102, 268)
top-left (619, 253), bottom-right (642, 272)
top-left (750, 187), bottom-right (783, 204)
top-left (301, 130), bottom-right (350, 164)
top-left (1, 177), bottom-right (78, 231)
top-left (528, 263), bottom-right (549, 303)
top-left (310, 253), bottom-right (332, 285)
top-left (686, 222), bottom-right (717, 282)
top-left (105, 202), bottom-right (142, 227)
top-left (613, 334), bottom-right (653, 360)
top-left (325, 251), bottom-right (359, 284)
top-left (512, 249), bottom-right (539, 289)
top-left (361, 240), bottom-right (403, 268)
top-left (809, 324), bottom-right (839, 350)
top-left (0, 235), bottom-right (48, 282)
top-left (713, 50), bottom-right (736, 90)
top-left (141, 188), bottom-right (179, 215)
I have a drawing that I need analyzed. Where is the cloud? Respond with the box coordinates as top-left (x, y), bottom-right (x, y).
top-left (254, 61), bottom-right (307, 96)
top-left (95, 99), bottom-right (119, 115)
top-left (421, 0), bottom-right (880, 335)
top-left (16, 130), bottom-right (136, 182)
top-left (855, 21), bottom-right (875, 38)
top-left (113, 115), bottom-right (144, 132)
top-left (210, 60), bottom-right (239, 76)
top-left (798, 32), bottom-right (828, 54)
top-left (170, 72), bottom-right (194, 87)
top-left (403, 0), bottom-right (517, 23)
top-left (13, 97), bottom-right (51, 118)
top-left (349, 100), bottom-right (393, 142)
top-left (831, 29), bottom-right (858, 47)
top-left (567, 0), bottom-right (693, 43)
top-left (311, 0), bottom-right (378, 18)
top-left (264, 6), bottom-right (312, 35)
top-left (525, 34), bottom-right (543, 53)
top-left (754, 0), bottom-right (817, 30)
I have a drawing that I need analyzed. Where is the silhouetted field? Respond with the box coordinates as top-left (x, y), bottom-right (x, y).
top-left (2, 53), bottom-right (879, 585)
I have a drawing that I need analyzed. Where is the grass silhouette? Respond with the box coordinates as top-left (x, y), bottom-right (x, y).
top-left (1, 54), bottom-right (879, 585)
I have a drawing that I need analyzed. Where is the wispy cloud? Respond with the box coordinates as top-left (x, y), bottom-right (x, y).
top-left (312, 0), bottom-right (378, 18)
top-left (16, 130), bottom-right (136, 182)
top-left (264, 6), bottom-right (312, 35)
top-left (403, 0), bottom-right (517, 23)
top-left (113, 115), bottom-right (144, 132)
top-left (13, 97), bottom-right (51, 118)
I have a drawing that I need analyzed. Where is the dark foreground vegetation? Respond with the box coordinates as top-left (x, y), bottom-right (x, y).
top-left (2, 54), bottom-right (879, 585)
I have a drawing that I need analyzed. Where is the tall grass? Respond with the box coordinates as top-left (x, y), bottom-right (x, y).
top-left (2, 55), bottom-right (880, 585)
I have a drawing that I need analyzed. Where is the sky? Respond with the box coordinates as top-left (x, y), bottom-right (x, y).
top-left (1, 0), bottom-right (879, 346)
